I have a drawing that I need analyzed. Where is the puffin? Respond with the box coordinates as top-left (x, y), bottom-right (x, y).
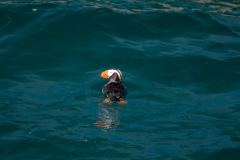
top-left (100, 69), bottom-right (127, 104)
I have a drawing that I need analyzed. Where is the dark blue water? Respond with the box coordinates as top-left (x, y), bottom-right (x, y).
top-left (1, 0), bottom-right (240, 159)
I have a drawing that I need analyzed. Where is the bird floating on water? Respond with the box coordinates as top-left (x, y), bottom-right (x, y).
top-left (100, 69), bottom-right (127, 105)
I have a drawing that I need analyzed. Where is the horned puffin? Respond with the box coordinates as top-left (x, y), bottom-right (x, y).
top-left (100, 69), bottom-right (127, 104)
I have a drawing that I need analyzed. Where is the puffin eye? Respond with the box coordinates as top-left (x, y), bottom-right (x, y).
top-left (108, 71), bottom-right (113, 76)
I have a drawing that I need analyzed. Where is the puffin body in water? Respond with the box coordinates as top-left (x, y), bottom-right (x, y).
top-left (101, 69), bottom-right (127, 104)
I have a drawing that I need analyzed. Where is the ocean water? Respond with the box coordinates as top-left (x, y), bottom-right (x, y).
top-left (1, 0), bottom-right (240, 159)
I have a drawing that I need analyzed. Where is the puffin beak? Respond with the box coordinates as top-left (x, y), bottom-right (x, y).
top-left (101, 71), bottom-right (108, 78)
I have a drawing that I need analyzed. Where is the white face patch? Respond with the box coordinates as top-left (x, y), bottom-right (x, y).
top-left (107, 69), bottom-right (122, 80)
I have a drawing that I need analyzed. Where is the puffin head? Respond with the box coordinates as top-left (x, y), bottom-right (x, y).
top-left (101, 69), bottom-right (122, 83)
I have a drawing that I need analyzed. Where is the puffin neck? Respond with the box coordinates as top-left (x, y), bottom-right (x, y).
top-left (109, 72), bottom-right (121, 83)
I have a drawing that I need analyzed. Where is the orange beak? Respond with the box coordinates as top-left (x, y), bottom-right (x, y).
top-left (101, 71), bottom-right (108, 78)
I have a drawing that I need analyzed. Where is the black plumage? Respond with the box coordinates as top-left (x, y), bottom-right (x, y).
top-left (102, 82), bottom-right (127, 101)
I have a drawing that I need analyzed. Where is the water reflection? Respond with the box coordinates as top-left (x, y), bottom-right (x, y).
top-left (94, 102), bottom-right (121, 130)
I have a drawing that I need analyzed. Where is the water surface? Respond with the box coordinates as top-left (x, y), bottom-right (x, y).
top-left (1, 0), bottom-right (240, 159)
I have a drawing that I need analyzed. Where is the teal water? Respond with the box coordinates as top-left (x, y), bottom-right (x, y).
top-left (1, 0), bottom-right (240, 159)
